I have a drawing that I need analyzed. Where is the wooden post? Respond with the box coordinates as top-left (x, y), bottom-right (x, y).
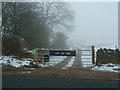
top-left (92, 46), bottom-right (95, 64)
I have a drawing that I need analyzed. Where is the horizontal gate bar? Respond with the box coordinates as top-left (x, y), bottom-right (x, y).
top-left (81, 55), bottom-right (92, 56)
top-left (35, 48), bottom-right (92, 51)
top-left (82, 58), bottom-right (92, 60)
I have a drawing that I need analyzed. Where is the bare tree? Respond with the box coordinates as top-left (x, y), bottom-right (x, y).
top-left (2, 2), bottom-right (74, 51)
top-left (36, 2), bottom-right (74, 39)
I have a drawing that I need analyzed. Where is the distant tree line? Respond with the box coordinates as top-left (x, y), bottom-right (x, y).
top-left (2, 2), bottom-right (74, 56)
top-left (96, 48), bottom-right (120, 65)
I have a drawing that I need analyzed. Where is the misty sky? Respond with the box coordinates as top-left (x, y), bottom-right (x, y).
top-left (68, 2), bottom-right (118, 49)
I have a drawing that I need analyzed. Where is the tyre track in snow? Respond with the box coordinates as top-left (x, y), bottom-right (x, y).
top-left (54, 56), bottom-right (72, 68)
top-left (70, 51), bottom-right (83, 68)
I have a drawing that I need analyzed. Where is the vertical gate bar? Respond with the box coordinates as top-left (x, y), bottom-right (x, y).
top-left (92, 46), bottom-right (95, 64)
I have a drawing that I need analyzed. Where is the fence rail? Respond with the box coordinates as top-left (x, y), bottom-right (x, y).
top-left (32, 46), bottom-right (95, 65)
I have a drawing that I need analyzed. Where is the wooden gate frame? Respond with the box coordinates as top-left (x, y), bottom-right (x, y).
top-left (76, 46), bottom-right (95, 65)
top-left (32, 46), bottom-right (95, 64)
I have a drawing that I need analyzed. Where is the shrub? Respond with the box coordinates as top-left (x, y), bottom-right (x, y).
top-left (2, 34), bottom-right (25, 56)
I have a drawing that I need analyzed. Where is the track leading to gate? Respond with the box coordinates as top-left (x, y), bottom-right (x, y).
top-left (54, 56), bottom-right (72, 68)
top-left (70, 51), bottom-right (83, 68)
top-left (53, 51), bottom-right (83, 69)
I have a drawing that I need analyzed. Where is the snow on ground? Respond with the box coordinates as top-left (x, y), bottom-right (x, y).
top-left (0, 56), bottom-right (32, 68)
top-left (80, 51), bottom-right (120, 73)
top-left (0, 56), bottom-right (119, 73)
top-left (22, 71), bottom-right (31, 74)
top-left (91, 64), bottom-right (120, 73)
top-left (81, 55), bottom-right (92, 68)
top-left (0, 56), bottom-right (66, 68)
top-left (38, 63), bottom-right (50, 68)
top-left (49, 56), bottom-right (66, 66)
top-left (62, 57), bottom-right (75, 70)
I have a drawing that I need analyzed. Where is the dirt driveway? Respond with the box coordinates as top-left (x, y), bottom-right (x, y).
top-left (2, 65), bottom-right (119, 81)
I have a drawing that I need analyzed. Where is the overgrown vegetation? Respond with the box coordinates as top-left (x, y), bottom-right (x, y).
top-left (2, 2), bottom-right (74, 57)
top-left (2, 34), bottom-right (24, 56)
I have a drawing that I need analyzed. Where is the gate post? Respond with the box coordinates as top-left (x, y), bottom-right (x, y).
top-left (92, 46), bottom-right (95, 64)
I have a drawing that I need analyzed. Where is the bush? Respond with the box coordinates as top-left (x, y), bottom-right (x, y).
top-left (2, 34), bottom-right (25, 56)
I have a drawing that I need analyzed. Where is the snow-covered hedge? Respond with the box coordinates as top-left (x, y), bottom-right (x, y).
top-left (0, 56), bottom-right (57, 68)
top-left (0, 56), bottom-right (32, 68)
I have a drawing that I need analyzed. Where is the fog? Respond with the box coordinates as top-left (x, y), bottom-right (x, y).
top-left (1, 2), bottom-right (118, 50)
top-left (67, 2), bottom-right (118, 49)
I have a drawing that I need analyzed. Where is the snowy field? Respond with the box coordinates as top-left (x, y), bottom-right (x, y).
top-left (49, 56), bottom-right (67, 66)
top-left (0, 56), bottom-right (66, 68)
top-left (81, 51), bottom-right (119, 73)
top-left (81, 51), bottom-right (93, 67)
top-left (91, 64), bottom-right (119, 73)
top-left (0, 56), bottom-right (119, 73)
top-left (0, 56), bottom-right (32, 68)
top-left (62, 57), bottom-right (75, 70)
